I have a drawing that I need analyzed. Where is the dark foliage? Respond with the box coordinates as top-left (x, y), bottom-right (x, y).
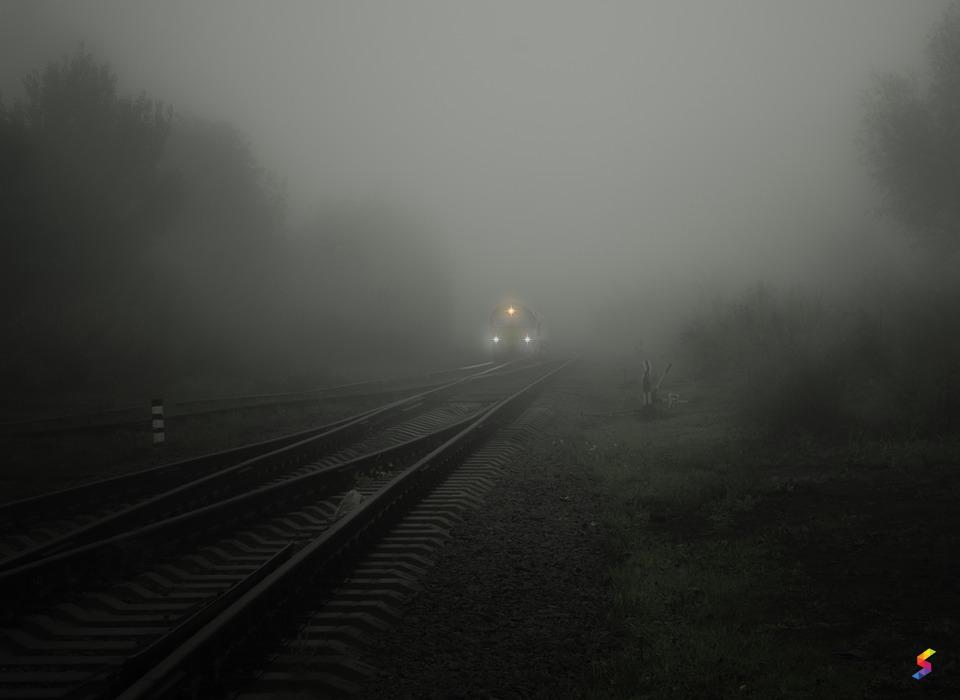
top-left (1, 47), bottom-right (177, 396)
top-left (1, 48), bottom-right (453, 409)
top-left (862, 4), bottom-right (960, 252)
top-left (680, 284), bottom-right (960, 439)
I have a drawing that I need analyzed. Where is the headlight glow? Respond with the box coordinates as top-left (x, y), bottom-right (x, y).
top-left (493, 336), bottom-right (500, 343)
top-left (524, 335), bottom-right (531, 343)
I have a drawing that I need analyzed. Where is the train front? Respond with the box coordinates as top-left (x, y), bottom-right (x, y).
top-left (489, 304), bottom-right (542, 359)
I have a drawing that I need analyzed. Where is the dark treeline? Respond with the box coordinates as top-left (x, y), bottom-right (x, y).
top-left (676, 5), bottom-right (960, 440)
top-left (0, 48), bottom-right (453, 409)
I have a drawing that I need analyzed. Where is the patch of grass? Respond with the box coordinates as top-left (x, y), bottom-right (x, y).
top-left (560, 365), bottom-right (960, 698)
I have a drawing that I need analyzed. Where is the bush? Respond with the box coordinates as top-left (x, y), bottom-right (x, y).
top-left (679, 282), bottom-right (959, 439)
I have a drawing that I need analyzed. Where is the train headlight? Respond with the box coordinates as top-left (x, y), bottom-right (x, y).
top-left (524, 335), bottom-right (531, 343)
top-left (493, 336), bottom-right (500, 343)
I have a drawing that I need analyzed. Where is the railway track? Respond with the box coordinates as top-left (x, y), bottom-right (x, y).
top-left (226, 401), bottom-right (559, 699)
top-left (0, 360), bottom-right (495, 437)
top-left (0, 361), bottom-right (513, 572)
top-left (0, 358), bottom-right (572, 700)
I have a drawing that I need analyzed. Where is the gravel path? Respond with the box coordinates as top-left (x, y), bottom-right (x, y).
top-left (362, 394), bottom-right (617, 699)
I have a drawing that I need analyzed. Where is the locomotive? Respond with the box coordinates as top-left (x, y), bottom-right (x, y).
top-left (488, 303), bottom-right (543, 358)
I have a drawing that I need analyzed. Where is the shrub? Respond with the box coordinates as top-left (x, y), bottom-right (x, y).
top-left (679, 282), bottom-right (959, 439)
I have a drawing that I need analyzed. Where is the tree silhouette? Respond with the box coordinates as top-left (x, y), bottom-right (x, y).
top-left (0, 47), bottom-right (176, 394)
top-left (863, 6), bottom-right (960, 252)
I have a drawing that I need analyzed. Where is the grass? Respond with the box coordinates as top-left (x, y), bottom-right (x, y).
top-left (553, 363), bottom-right (959, 699)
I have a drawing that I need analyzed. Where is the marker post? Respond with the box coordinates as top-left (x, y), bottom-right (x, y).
top-left (152, 398), bottom-right (165, 445)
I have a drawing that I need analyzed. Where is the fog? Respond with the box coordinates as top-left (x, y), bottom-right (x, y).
top-left (1, 1), bottom-right (955, 398)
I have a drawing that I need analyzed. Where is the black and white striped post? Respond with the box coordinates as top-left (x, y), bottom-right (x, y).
top-left (152, 398), bottom-right (165, 445)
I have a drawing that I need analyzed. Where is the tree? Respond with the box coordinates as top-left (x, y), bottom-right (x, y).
top-left (0, 44), bottom-right (304, 401)
top-left (281, 201), bottom-right (455, 378)
top-left (149, 117), bottom-right (286, 384)
top-left (862, 5), bottom-right (960, 252)
top-left (0, 47), bottom-right (178, 394)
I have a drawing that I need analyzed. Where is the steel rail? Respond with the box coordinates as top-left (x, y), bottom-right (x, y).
top-left (21, 370), bottom-right (488, 435)
top-left (170, 360), bottom-right (495, 411)
top-left (0, 361), bottom-right (494, 436)
top-left (0, 407), bottom-right (376, 526)
top-left (0, 361), bottom-right (556, 597)
top-left (0, 403), bottom-right (487, 605)
top-left (114, 358), bottom-right (574, 700)
top-left (0, 361), bottom-right (515, 571)
top-left (64, 543), bottom-right (297, 700)
top-left (0, 362), bottom-right (567, 698)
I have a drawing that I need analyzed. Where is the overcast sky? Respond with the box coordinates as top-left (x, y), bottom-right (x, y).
top-left (1, 1), bottom-right (949, 339)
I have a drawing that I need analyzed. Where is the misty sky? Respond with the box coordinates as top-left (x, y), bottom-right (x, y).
top-left (1, 1), bottom-right (949, 339)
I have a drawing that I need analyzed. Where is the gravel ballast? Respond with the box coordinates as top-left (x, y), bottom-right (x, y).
top-left (362, 392), bottom-right (617, 699)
